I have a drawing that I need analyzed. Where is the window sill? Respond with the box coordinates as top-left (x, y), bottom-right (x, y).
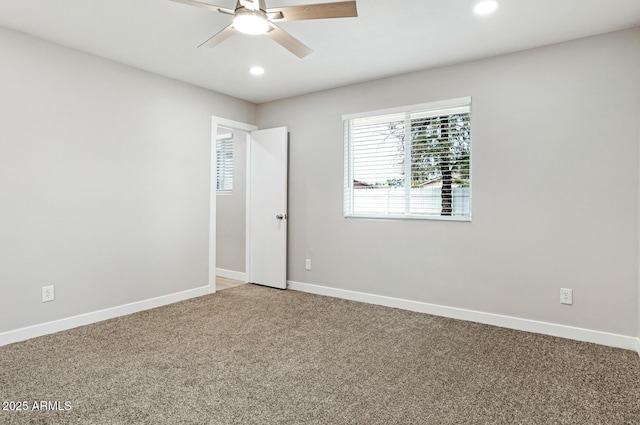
top-left (344, 213), bottom-right (471, 222)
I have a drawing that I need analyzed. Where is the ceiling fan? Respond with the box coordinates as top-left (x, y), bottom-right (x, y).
top-left (170, 0), bottom-right (358, 58)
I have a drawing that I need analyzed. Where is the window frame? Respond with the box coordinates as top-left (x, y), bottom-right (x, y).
top-left (343, 96), bottom-right (472, 221)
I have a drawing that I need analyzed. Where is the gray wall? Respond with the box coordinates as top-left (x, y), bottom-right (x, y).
top-left (257, 28), bottom-right (640, 337)
top-left (0, 27), bottom-right (256, 333)
top-left (216, 128), bottom-right (247, 273)
top-left (2, 23), bottom-right (639, 341)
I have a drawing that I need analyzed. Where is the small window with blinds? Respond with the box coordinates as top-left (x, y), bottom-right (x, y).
top-left (216, 132), bottom-right (233, 193)
top-left (343, 97), bottom-right (471, 220)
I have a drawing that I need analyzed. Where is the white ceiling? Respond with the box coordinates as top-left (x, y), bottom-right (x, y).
top-left (1, 0), bottom-right (639, 104)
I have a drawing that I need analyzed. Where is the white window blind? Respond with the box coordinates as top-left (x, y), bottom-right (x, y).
top-left (216, 133), bottom-right (233, 192)
top-left (343, 97), bottom-right (471, 220)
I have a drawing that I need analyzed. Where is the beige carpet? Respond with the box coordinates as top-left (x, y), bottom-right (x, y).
top-left (1, 284), bottom-right (639, 424)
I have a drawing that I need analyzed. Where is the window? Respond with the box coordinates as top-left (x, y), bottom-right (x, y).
top-left (343, 97), bottom-right (471, 220)
top-left (216, 132), bottom-right (233, 193)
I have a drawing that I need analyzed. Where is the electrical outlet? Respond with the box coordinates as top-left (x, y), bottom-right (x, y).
top-left (42, 285), bottom-right (55, 303)
top-left (560, 288), bottom-right (572, 305)
top-left (305, 259), bottom-right (312, 271)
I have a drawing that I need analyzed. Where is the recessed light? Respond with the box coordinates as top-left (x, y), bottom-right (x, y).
top-left (474, 0), bottom-right (499, 15)
top-left (249, 66), bottom-right (265, 76)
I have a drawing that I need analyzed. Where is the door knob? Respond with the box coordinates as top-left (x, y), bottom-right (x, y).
top-left (276, 214), bottom-right (287, 220)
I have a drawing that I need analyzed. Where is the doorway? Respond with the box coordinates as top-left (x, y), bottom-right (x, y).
top-left (210, 117), bottom-right (256, 291)
top-left (215, 125), bottom-right (249, 283)
top-left (210, 117), bottom-right (289, 291)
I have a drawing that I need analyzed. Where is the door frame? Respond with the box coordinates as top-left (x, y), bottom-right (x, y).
top-left (210, 116), bottom-right (258, 292)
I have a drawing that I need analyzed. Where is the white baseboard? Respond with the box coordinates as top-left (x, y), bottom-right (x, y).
top-left (0, 284), bottom-right (214, 348)
top-left (216, 268), bottom-right (247, 282)
top-left (288, 280), bottom-right (639, 353)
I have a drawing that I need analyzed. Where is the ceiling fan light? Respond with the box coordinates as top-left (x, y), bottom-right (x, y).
top-left (233, 11), bottom-right (269, 35)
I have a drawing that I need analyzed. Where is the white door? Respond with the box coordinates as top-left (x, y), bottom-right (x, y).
top-left (248, 127), bottom-right (288, 289)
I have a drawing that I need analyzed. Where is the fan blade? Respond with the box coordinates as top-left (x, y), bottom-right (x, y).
top-left (239, 0), bottom-right (256, 11)
top-left (198, 24), bottom-right (237, 48)
top-left (267, 1), bottom-right (357, 21)
top-left (168, 0), bottom-right (234, 15)
top-left (266, 23), bottom-right (313, 58)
